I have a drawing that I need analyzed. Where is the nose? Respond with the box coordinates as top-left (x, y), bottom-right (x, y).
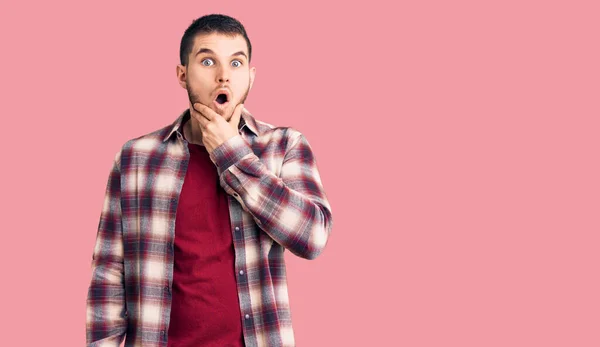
top-left (216, 66), bottom-right (230, 83)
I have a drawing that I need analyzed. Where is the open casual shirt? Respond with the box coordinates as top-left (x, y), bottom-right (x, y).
top-left (86, 108), bottom-right (334, 347)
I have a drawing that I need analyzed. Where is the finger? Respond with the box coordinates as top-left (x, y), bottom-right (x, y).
top-left (228, 103), bottom-right (244, 126)
top-left (193, 103), bottom-right (217, 121)
top-left (197, 114), bottom-right (209, 129)
top-left (189, 107), bottom-right (208, 127)
top-left (189, 107), bottom-right (208, 126)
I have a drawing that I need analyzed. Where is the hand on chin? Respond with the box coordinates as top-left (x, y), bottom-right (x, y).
top-left (190, 102), bottom-right (244, 156)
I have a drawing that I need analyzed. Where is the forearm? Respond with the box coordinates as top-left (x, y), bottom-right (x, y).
top-left (212, 134), bottom-right (333, 259)
top-left (86, 260), bottom-right (127, 346)
top-left (86, 154), bottom-right (128, 346)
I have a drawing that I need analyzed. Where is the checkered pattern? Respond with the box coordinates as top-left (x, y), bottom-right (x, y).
top-left (86, 108), bottom-right (334, 347)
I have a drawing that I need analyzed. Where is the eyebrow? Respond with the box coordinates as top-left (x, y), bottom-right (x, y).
top-left (195, 48), bottom-right (248, 60)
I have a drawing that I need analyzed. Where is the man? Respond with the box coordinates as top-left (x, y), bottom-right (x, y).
top-left (86, 14), bottom-right (333, 347)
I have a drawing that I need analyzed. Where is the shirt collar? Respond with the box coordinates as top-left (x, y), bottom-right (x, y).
top-left (163, 107), bottom-right (260, 142)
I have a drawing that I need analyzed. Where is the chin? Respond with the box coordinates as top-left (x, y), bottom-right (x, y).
top-left (214, 107), bottom-right (231, 118)
top-left (221, 103), bottom-right (238, 117)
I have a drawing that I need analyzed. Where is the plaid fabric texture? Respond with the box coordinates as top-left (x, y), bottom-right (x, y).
top-left (86, 108), bottom-right (334, 347)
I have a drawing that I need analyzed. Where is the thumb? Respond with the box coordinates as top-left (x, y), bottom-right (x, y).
top-left (229, 103), bottom-right (244, 127)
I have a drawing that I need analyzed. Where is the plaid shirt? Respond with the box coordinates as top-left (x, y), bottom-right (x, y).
top-left (86, 108), bottom-right (334, 347)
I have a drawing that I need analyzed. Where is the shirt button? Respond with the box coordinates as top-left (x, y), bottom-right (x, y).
top-left (160, 330), bottom-right (165, 336)
top-left (245, 314), bottom-right (250, 320)
top-left (164, 285), bottom-right (170, 293)
top-left (239, 270), bottom-right (244, 275)
top-left (235, 227), bottom-right (240, 231)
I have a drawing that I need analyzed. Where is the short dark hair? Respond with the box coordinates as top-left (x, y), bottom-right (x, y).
top-left (179, 14), bottom-right (252, 66)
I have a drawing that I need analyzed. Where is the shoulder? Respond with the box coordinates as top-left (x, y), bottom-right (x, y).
top-left (111, 123), bottom-right (174, 167)
top-left (253, 118), bottom-right (307, 149)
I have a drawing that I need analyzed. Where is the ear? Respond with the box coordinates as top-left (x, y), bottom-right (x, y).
top-left (176, 64), bottom-right (187, 89)
top-left (249, 66), bottom-right (256, 90)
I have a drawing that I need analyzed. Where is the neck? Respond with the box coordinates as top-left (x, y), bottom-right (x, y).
top-left (184, 109), bottom-right (204, 146)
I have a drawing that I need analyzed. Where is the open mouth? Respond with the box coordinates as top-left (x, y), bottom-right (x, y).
top-left (215, 93), bottom-right (229, 105)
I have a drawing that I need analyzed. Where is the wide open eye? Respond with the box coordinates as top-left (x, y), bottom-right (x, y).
top-left (201, 58), bottom-right (214, 66)
top-left (231, 60), bottom-right (242, 68)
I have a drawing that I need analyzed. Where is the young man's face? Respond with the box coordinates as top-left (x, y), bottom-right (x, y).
top-left (177, 32), bottom-right (256, 121)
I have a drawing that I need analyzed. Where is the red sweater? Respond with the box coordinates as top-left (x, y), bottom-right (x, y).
top-left (167, 131), bottom-right (244, 346)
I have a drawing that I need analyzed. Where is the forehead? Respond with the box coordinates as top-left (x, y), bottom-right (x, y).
top-left (192, 32), bottom-right (248, 56)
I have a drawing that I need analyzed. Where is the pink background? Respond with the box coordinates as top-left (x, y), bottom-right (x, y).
top-left (1, 0), bottom-right (599, 346)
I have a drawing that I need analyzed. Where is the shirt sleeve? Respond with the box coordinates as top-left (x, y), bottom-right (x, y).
top-left (211, 131), bottom-right (334, 260)
top-left (86, 151), bottom-right (127, 346)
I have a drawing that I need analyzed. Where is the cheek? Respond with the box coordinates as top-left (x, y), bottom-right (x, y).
top-left (187, 72), bottom-right (211, 95)
top-left (233, 76), bottom-right (250, 95)
top-left (189, 69), bottom-right (210, 84)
